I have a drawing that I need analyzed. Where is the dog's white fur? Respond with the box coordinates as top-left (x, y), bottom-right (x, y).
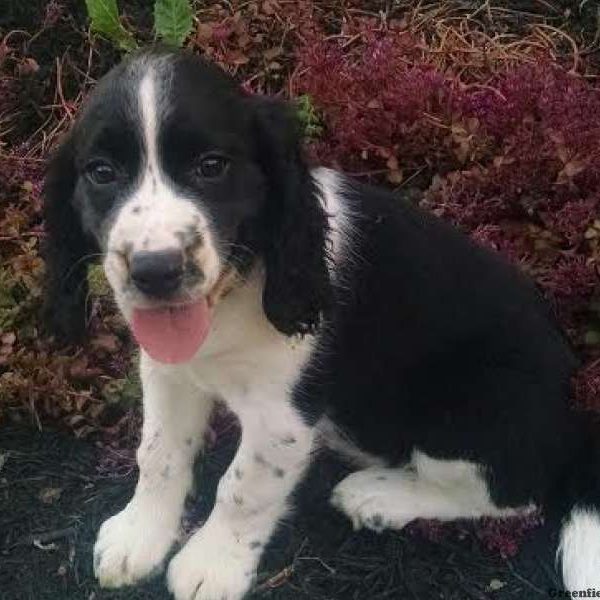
top-left (558, 507), bottom-right (600, 590)
top-left (96, 264), bottom-right (318, 597)
top-left (331, 451), bottom-right (535, 533)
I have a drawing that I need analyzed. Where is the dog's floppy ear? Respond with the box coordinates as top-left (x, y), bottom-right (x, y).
top-left (42, 134), bottom-right (96, 342)
top-left (250, 96), bottom-right (332, 336)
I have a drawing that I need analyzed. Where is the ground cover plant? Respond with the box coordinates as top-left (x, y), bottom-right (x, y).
top-left (0, 1), bottom-right (599, 598)
top-left (85, 0), bottom-right (194, 50)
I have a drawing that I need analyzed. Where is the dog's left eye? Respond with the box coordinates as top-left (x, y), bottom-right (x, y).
top-left (86, 161), bottom-right (116, 185)
top-left (197, 155), bottom-right (229, 179)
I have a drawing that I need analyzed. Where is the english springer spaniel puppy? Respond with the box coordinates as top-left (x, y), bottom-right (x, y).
top-left (43, 49), bottom-right (600, 599)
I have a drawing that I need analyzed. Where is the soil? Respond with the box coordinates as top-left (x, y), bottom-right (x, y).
top-left (1, 426), bottom-right (562, 600)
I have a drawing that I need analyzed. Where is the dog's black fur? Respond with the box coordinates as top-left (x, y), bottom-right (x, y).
top-left (43, 49), bottom-right (599, 592)
top-left (301, 181), bottom-right (584, 509)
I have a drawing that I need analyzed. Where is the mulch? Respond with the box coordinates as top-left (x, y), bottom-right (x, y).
top-left (1, 425), bottom-right (562, 600)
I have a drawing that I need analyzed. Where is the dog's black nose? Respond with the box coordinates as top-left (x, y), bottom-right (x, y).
top-left (130, 250), bottom-right (184, 297)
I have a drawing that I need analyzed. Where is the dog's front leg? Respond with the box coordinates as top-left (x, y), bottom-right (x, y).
top-left (94, 353), bottom-right (213, 588)
top-left (167, 392), bottom-right (314, 600)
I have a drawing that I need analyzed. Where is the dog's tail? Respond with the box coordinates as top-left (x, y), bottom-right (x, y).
top-left (556, 431), bottom-right (600, 590)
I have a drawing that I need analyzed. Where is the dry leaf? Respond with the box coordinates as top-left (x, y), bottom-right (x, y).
top-left (91, 333), bottom-right (120, 352)
top-left (227, 50), bottom-right (250, 65)
top-left (238, 33), bottom-right (251, 48)
top-left (262, 1), bottom-right (277, 15)
top-left (556, 144), bottom-right (570, 165)
top-left (387, 169), bottom-right (404, 185)
top-left (39, 487), bottom-right (62, 504)
top-left (263, 47), bottom-right (282, 61)
top-left (386, 155), bottom-right (399, 171)
top-left (563, 159), bottom-right (586, 178)
top-left (17, 57), bottom-right (39, 76)
top-left (196, 23), bottom-right (214, 42)
top-left (33, 539), bottom-right (58, 551)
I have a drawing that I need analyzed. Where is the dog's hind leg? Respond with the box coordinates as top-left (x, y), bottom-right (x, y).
top-left (331, 450), bottom-right (535, 532)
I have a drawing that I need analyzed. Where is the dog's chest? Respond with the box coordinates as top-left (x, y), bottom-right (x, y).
top-left (183, 274), bottom-right (314, 409)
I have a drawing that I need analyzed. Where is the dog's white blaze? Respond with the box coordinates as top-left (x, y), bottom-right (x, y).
top-left (139, 71), bottom-right (159, 185)
top-left (132, 69), bottom-right (216, 263)
top-left (103, 62), bottom-right (221, 318)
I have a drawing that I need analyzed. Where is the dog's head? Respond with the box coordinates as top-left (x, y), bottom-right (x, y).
top-left (43, 50), bottom-right (331, 359)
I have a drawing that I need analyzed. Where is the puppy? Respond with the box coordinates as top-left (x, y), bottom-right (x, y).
top-left (43, 49), bottom-right (600, 599)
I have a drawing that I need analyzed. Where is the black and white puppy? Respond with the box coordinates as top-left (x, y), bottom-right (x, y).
top-left (43, 49), bottom-right (600, 600)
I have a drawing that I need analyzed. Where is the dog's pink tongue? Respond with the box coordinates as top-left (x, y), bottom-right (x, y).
top-left (132, 299), bottom-right (210, 364)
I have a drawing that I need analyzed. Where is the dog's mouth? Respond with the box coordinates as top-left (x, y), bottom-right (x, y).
top-left (132, 299), bottom-right (211, 364)
top-left (129, 267), bottom-right (241, 365)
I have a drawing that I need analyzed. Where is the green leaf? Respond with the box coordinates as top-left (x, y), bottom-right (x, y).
top-left (85, 0), bottom-right (138, 52)
top-left (154, 0), bottom-right (193, 47)
top-left (584, 329), bottom-right (600, 346)
top-left (87, 265), bottom-right (112, 297)
top-left (296, 95), bottom-right (324, 140)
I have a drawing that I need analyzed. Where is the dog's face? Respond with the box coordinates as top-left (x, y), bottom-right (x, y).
top-left (43, 50), bottom-right (331, 349)
top-left (71, 54), bottom-right (268, 319)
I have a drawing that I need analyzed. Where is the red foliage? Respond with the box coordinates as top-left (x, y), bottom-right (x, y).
top-left (538, 255), bottom-right (599, 324)
top-left (42, 1), bottom-right (65, 29)
top-left (408, 511), bottom-right (544, 559)
top-left (476, 512), bottom-right (545, 558)
top-left (574, 359), bottom-right (600, 411)
top-left (296, 29), bottom-right (458, 175)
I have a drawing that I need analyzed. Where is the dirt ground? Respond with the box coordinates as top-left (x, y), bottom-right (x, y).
top-left (1, 425), bottom-right (563, 600)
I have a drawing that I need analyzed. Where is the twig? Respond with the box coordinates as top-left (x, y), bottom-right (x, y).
top-left (256, 565), bottom-right (294, 590)
top-left (534, 23), bottom-right (581, 73)
top-left (505, 559), bottom-right (547, 596)
top-left (10, 526), bottom-right (77, 548)
top-left (55, 57), bottom-right (74, 121)
top-left (296, 556), bottom-right (336, 574)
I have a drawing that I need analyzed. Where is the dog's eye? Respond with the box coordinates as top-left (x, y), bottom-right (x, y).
top-left (86, 161), bottom-right (116, 185)
top-left (197, 155), bottom-right (228, 179)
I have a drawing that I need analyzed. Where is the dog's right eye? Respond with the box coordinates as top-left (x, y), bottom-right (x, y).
top-left (86, 161), bottom-right (116, 185)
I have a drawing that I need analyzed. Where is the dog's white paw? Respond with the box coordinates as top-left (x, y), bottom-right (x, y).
top-left (167, 518), bottom-right (258, 600)
top-left (94, 502), bottom-right (178, 588)
top-left (330, 470), bottom-right (413, 533)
